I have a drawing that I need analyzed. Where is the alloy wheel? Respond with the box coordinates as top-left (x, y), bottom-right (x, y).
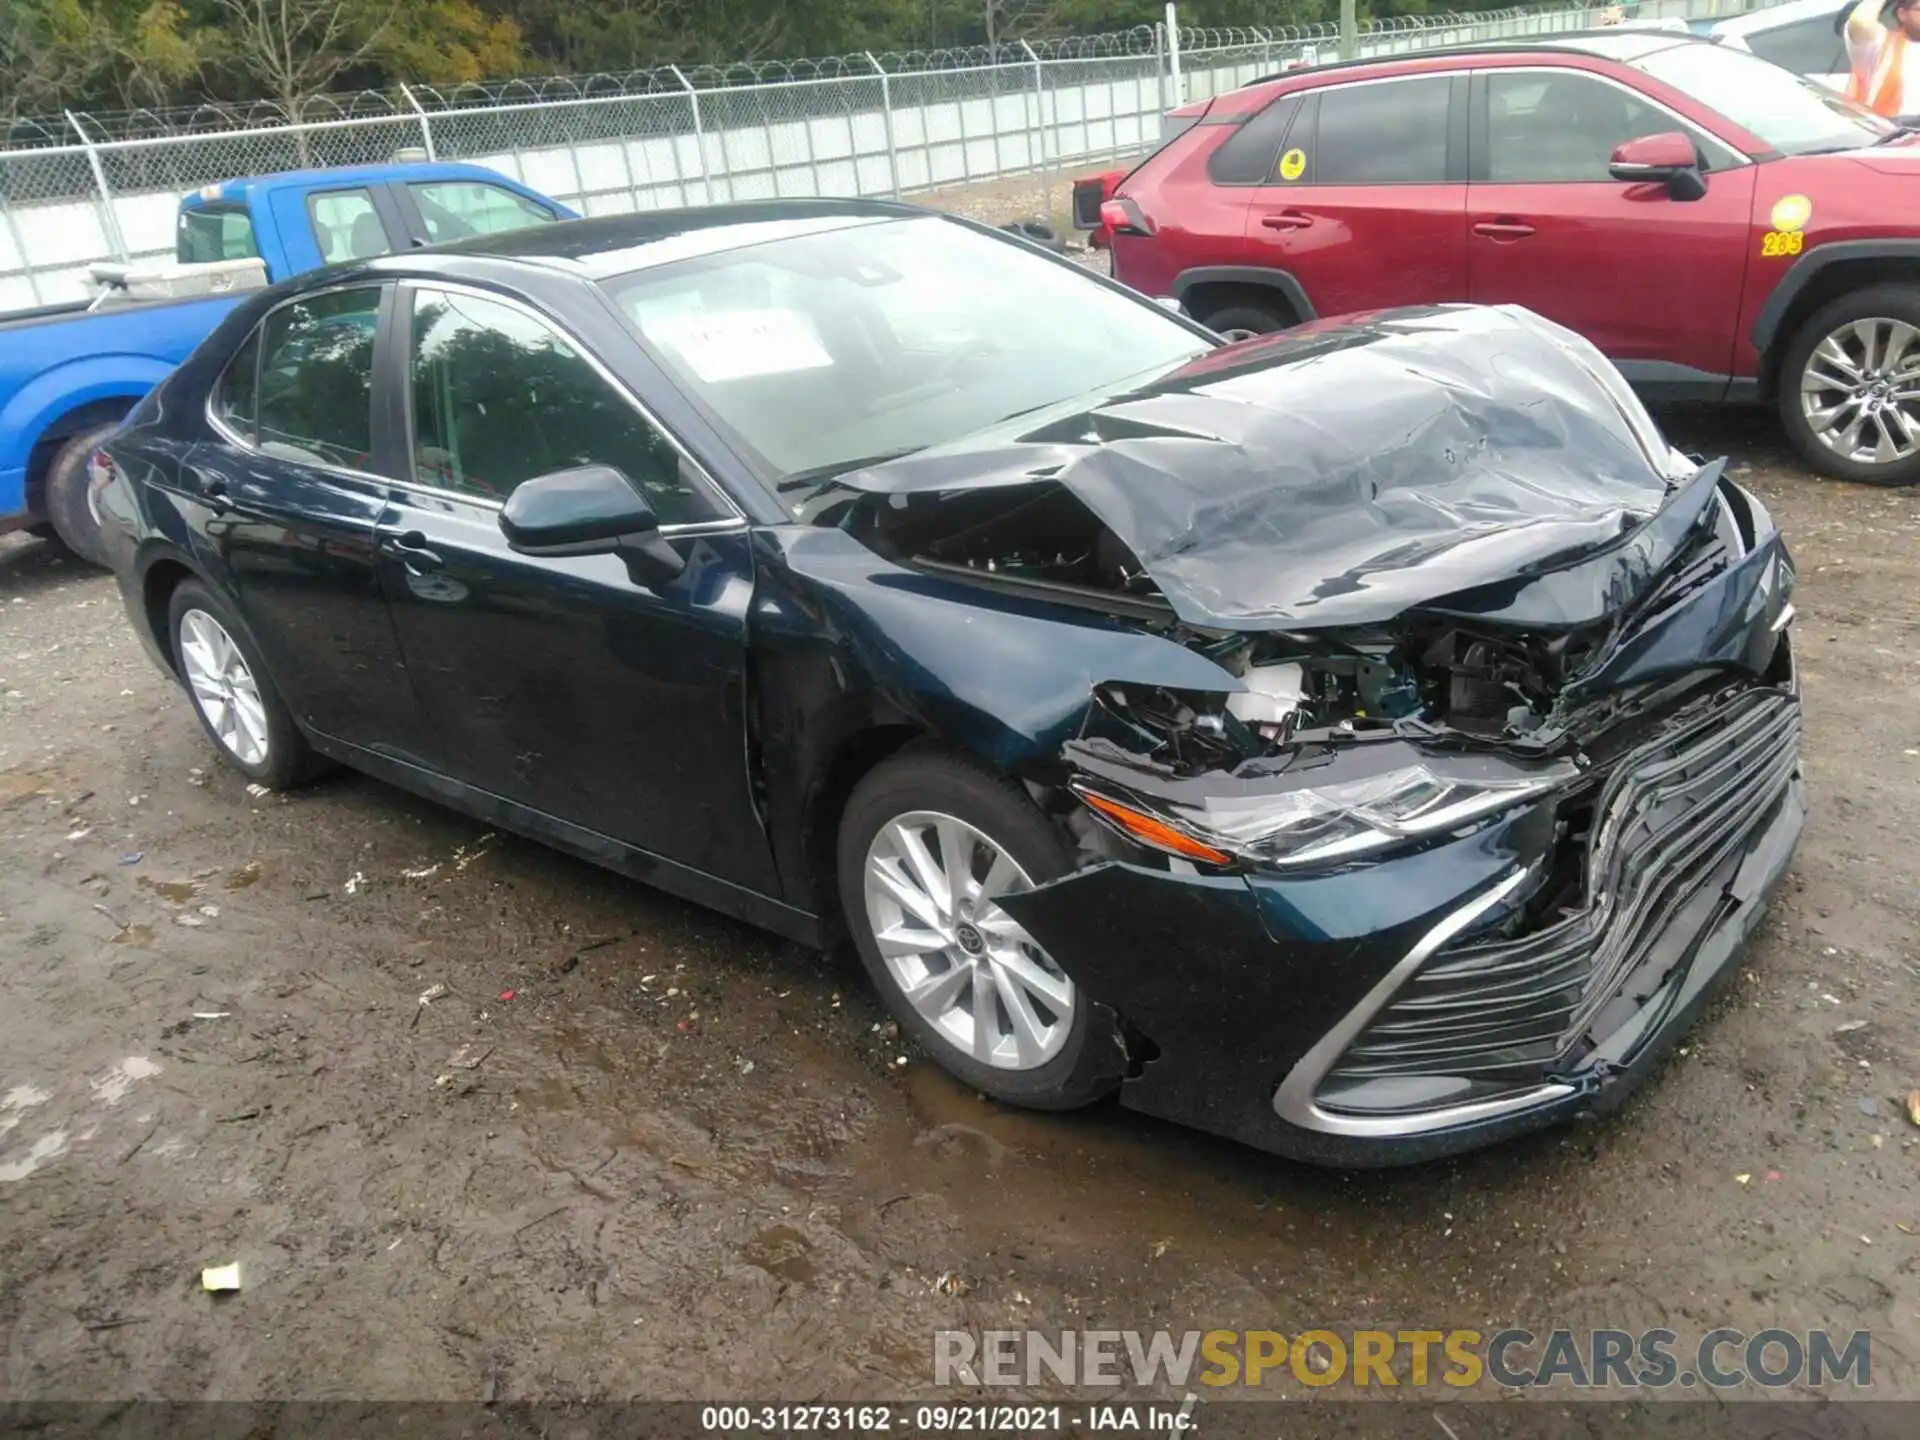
top-left (1799, 316), bottom-right (1920, 467)
top-left (862, 810), bottom-right (1075, 1071)
top-left (178, 609), bottom-right (270, 767)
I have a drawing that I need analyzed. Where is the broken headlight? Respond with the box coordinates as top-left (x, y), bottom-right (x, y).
top-left (1074, 755), bottom-right (1578, 870)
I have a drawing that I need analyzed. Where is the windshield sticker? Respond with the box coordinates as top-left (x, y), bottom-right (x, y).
top-left (1769, 194), bottom-right (1811, 233)
top-left (641, 308), bottom-right (834, 384)
top-left (1278, 148), bottom-right (1307, 182)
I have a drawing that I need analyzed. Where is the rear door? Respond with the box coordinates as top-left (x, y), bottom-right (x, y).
top-left (187, 283), bottom-right (441, 764)
top-left (1464, 67), bottom-right (1756, 390)
top-left (370, 281), bottom-right (780, 895)
top-left (1242, 72), bottom-right (1470, 316)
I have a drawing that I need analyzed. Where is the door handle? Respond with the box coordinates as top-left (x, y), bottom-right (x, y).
top-left (1472, 219), bottom-right (1536, 241)
top-left (382, 530), bottom-right (444, 572)
top-left (202, 479), bottom-right (231, 516)
top-left (1259, 211), bottom-right (1314, 230)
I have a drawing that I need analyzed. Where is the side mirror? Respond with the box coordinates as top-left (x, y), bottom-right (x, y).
top-left (1609, 131), bottom-right (1707, 201)
top-left (499, 464), bottom-right (685, 585)
top-left (1152, 294), bottom-right (1188, 317)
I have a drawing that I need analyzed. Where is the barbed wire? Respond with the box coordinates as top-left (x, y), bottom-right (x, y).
top-left (2, 3), bottom-right (1628, 148)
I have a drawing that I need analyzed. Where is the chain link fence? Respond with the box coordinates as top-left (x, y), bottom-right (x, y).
top-left (1, 0), bottom-right (1777, 308)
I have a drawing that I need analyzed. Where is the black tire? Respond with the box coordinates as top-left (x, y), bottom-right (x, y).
top-left (42, 421), bottom-right (122, 567)
top-left (1195, 300), bottom-right (1292, 342)
top-left (1778, 283), bottom-right (1920, 487)
top-left (836, 744), bottom-right (1125, 1110)
top-left (166, 579), bottom-right (330, 789)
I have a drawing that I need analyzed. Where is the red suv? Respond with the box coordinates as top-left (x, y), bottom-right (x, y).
top-left (1104, 29), bottom-right (1920, 485)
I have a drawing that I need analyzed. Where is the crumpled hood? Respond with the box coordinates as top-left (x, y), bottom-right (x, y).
top-left (837, 305), bottom-right (1701, 630)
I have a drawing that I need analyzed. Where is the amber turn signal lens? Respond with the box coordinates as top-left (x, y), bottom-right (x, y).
top-left (1077, 791), bottom-right (1233, 866)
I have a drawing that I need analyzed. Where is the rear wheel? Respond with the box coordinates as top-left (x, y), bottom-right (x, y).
top-left (1778, 283), bottom-right (1920, 486)
top-left (836, 746), bottom-right (1124, 1110)
top-left (42, 421), bottom-right (122, 567)
top-left (167, 580), bottom-right (330, 789)
top-left (1194, 296), bottom-right (1293, 343)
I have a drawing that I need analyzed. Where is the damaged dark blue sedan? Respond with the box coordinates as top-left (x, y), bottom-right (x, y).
top-left (95, 200), bottom-right (1803, 1165)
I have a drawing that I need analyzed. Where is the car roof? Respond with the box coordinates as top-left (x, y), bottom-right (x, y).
top-left (182, 161), bottom-right (517, 210)
top-left (413, 198), bottom-right (937, 279)
top-left (1710, 0), bottom-right (1845, 36)
top-left (1209, 27), bottom-right (1710, 104)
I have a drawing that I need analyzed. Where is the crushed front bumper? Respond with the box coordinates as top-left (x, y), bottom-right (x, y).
top-left (999, 683), bottom-right (1804, 1167)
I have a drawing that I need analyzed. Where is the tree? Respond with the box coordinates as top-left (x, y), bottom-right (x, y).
top-left (214, 0), bottom-right (394, 118)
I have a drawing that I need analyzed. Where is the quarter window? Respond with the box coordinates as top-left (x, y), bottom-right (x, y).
top-left (255, 288), bottom-right (381, 469)
top-left (409, 182), bottom-right (555, 243)
top-left (1208, 95), bottom-right (1304, 184)
top-left (309, 189), bottom-right (392, 264)
top-left (1307, 77), bottom-right (1451, 184)
top-left (408, 287), bottom-right (720, 524)
top-left (212, 327), bottom-right (261, 443)
top-left (1484, 73), bottom-right (1686, 183)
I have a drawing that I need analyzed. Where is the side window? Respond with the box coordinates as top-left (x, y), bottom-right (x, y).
top-left (256, 288), bottom-right (381, 469)
top-left (213, 327), bottom-right (261, 443)
top-left (408, 287), bottom-right (721, 525)
top-left (1208, 95), bottom-right (1304, 185)
top-left (1484, 72), bottom-right (1684, 183)
top-left (309, 189), bottom-right (392, 265)
top-left (178, 205), bottom-right (259, 264)
top-left (1306, 77), bottom-right (1452, 184)
top-left (1747, 17), bottom-right (1848, 76)
top-left (409, 182), bottom-right (556, 244)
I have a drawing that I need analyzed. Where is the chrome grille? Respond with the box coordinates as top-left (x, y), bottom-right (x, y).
top-left (1326, 689), bottom-right (1800, 1091)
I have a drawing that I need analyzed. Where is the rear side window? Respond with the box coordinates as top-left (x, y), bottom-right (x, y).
top-left (256, 287), bottom-right (381, 470)
top-left (178, 205), bottom-right (259, 264)
top-left (1208, 95), bottom-right (1304, 184)
top-left (409, 181), bottom-right (555, 244)
top-left (309, 189), bottom-right (392, 265)
top-left (1303, 77), bottom-right (1452, 184)
top-left (212, 328), bottom-right (261, 443)
top-left (1745, 16), bottom-right (1847, 76)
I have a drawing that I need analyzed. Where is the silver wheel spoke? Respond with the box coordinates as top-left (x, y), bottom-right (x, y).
top-left (1813, 336), bottom-right (1863, 384)
top-left (871, 856), bottom-right (946, 933)
top-left (902, 962), bottom-right (971, 1021)
top-left (875, 919), bottom-right (948, 959)
top-left (862, 809), bottom-right (1075, 1073)
top-left (969, 970), bottom-right (998, 1061)
top-left (178, 609), bottom-right (272, 769)
top-left (993, 946), bottom-right (1074, 1013)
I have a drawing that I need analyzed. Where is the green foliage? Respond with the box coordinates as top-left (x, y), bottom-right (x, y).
top-left (0, 0), bottom-right (1522, 119)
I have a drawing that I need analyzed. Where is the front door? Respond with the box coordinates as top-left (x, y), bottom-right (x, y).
top-left (1465, 68), bottom-right (1757, 387)
top-left (1242, 73), bottom-right (1470, 315)
top-left (371, 282), bottom-right (780, 896)
top-left (188, 283), bottom-right (440, 766)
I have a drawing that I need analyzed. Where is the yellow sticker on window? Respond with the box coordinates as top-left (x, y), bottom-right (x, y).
top-left (1769, 194), bottom-right (1811, 233)
top-left (1279, 148), bottom-right (1307, 182)
top-left (1761, 230), bottom-right (1805, 258)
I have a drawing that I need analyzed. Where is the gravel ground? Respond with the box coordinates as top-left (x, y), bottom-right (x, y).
top-left (0, 291), bottom-right (1916, 1408)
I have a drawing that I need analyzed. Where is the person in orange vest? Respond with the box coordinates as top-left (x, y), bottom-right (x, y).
top-left (1846, 0), bottom-right (1920, 116)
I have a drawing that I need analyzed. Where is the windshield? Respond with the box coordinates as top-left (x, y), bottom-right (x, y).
top-left (600, 216), bottom-right (1210, 500)
top-left (1634, 39), bottom-right (1894, 155)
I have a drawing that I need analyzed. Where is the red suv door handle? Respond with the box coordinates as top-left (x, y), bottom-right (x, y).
top-left (1259, 211), bottom-right (1314, 230)
top-left (1473, 219), bottom-right (1536, 241)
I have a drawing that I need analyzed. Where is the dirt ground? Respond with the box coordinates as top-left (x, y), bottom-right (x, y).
top-left (1, 406), bottom-right (1917, 1408)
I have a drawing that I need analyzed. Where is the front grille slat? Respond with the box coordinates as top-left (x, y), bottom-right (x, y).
top-left (1325, 688), bottom-right (1798, 1094)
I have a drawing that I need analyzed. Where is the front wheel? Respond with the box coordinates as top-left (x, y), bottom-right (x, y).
top-left (836, 746), bottom-right (1124, 1110)
top-left (1778, 283), bottom-right (1920, 486)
